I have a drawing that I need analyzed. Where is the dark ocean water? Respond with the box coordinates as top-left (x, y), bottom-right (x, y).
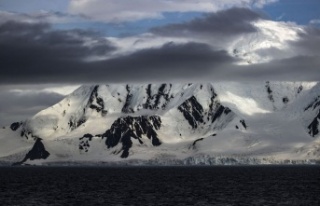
top-left (0, 166), bottom-right (319, 206)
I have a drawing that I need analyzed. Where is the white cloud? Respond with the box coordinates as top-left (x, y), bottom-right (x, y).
top-left (310, 19), bottom-right (320, 25)
top-left (68, 0), bottom-right (278, 22)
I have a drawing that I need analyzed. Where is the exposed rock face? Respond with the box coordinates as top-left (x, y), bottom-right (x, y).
top-left (304, 93), bottom-right (320, 138)
top-left (122, 85), bottom-right (134, 113)
top-left (178, 96), bottom-right (204, 129)
top-left (143, 84), bottom-right (173, 110)
top-left (102, 116), bottom-right (162, 158)
top-left (10, 122), bottom-right (22, 131)
top-left (88, 86), bottom-right (107, 115)
top-left (305, 96), bottom-right (320, 112)
top-left (240, 120), bottom-right (247, 129)
top-left (265, 81), bottom-right (274, 102)
top-left (14, 138), bottom-right (50, 165)
top-left (79, 134), bottom-right (93, 152)
top-left (308, 110), bottom-right (320, 137)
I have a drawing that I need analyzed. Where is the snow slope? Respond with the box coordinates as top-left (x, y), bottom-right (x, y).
top-left (1, 82), bottom-right (320, 166)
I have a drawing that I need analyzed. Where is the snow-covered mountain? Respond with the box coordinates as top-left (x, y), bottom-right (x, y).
top-left (1, 82), bottom-right (320, 166)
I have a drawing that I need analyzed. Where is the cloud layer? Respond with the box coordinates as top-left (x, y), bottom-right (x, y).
top-left (69, 0), bottom-right (277, 22)
top-left (0, 8), bottom-right (320, 84)
top-left (0, 34), bottom-right (236, 83)
top-left (151, 8), bottom-right (262, 37)
top-left (0, 89), bottom-right (64, 126)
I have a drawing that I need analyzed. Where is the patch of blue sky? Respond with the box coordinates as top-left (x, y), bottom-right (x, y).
top-left (262, 0), bottom-right (320, 25)
top-left (0, 0), bottom-right (68, 13)
top-left (54, 11), bottom-right (204, 37)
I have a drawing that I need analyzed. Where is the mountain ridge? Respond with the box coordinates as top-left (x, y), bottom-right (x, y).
top-left (1, 82), bottom-right (320, 165)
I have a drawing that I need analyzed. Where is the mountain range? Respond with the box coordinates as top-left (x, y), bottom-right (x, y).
top-left (1, 82), bottom-right (320, 165)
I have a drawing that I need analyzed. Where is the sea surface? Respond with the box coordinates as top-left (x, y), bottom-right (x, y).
top-left (0, 166), bottom-right (319, 206)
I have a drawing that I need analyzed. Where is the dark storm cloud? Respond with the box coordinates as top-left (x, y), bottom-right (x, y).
top-left (0, 11), bottom-right (319, 84)
top-left (0, 20), bottom-right (237, 84)
top-left (0, 20), bottom-right (116, 57)
top-left (97, 42), bottom-right (236, 82)
top-left (291, 27), bottom-right (320, 55)
top-left (151, 7), bottom-right (262, 37)
top-left (0, 37), bottom-right (236, 83)
top-left (0, 20), bottom-right (116, 84)
top-left (231, 56), bottom-right (320, 81)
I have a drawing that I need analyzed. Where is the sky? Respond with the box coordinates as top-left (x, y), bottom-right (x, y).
top-left (0, 0), bottom-right (320, 126)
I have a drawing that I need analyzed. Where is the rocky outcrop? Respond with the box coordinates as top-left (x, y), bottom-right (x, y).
top-left (13, 138), bottom-right (50, 165)
top-left (102, 116), bottom-right (162, 158)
